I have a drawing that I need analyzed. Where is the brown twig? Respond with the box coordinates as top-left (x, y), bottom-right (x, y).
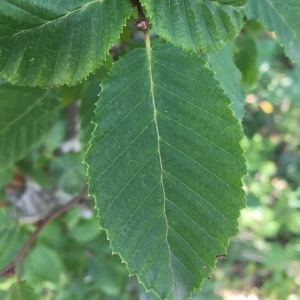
top-left (136, 0), bottom-right (145, 19)
top-left (134, 0), bottom-right (148, 31)
top-left (0, 184), bottom-right (88, 278)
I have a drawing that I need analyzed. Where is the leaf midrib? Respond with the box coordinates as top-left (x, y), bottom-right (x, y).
top-left (146, 40), bottom-right (176, 297)
top-left (0, 0), bottom-right (103, 40)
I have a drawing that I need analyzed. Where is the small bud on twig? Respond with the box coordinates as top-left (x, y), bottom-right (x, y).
top-left (135, 18), bottom-right (148, 31)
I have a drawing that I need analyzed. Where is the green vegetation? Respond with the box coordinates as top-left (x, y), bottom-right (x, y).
top-left (0, 1), bottom-right (299, 299)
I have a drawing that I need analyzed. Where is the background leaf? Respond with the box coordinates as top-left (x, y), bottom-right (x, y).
top-left (0, 168), bottom-right (13, 198)
top-left (233, 20), bottom-right (263, 90)
top-left (50, 153), bottom-right (86, 195)
top-left (88, 257), bottom-right (128, 295)
top-left (23, 245), bottom-right (64, 284)
top-left (68, 216), bottom-right (100, 243)
top-left (141, 0), bottom-right (247, 52)
top-left (0, 208), bottom-right (27, 270)
top-left (246, 0), bottom-right (300, 64)
top-left (0, 82), bottom-right (60, 169)
top-left (206, 43), bottom-right (246, 120)
top-left (85, 44), bottom-right (246, 299)
top-left (0, 0), bottom-right (131, 87)
top-left (8, 282), bottom-right (38, 300)
top-left (80, 58), bottom-right (113, 146)
top-left (0, 290), bottom-right (8, 299)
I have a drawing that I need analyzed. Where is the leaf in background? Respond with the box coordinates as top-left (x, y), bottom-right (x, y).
top-left (0, 208), bottom-right (27, 270)
top-left (68, 216), bottom-right (100, 243)
top-left (0, 290), bottom-right (8, 299)
top-left (0, 82), bottom-right (60, 170)
top-left (60, 84), bottom-right (84, 107)
top-left (234, 31), bottom-right (258, 89)
top-left (23, 245), bottom-right (64, 284)
top-left (246, 0), bottom-right (300, 64)
top-left (50, 153), bottom-right (86, 195)
top-left (0, 225), bottom-right (20, 261)
top-left (191, 281), bottom-right (222, 300)
top-left (0, 1), bottom-right (131, 87)
top-left (88, 257), bottom-right (128, 295)
top-left (80, 58), bottom-right (113, 146)
top-left (206, 43), bottom-right (246, 120)
top-left (7, 282), bottom-right (38, 300)
top-left (13, 117), bottom-right (66, 188)
top-left (85, 44), bottom-right (246, 299)
top-left (141, 0), bottom-right (248, 52)
top-left (0, 168), bottom-right (13, 198)
top-left (43, 119), bottom-right (66, 154)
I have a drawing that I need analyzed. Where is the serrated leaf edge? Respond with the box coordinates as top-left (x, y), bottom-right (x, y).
top-left (83, 44), bottom-right (247, 300)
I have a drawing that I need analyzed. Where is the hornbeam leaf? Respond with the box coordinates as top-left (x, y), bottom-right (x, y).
top-left (246, 0), bottom-right (300, 64)
top-left (141, 0), bottom-right (248, 52)
top-left (0, 82), bottom-right (59, 169)
top-left (0, 0), bottom-right (131, 88)
top-left (85, 43), bottom-right (246, 300)
top-left (206, 43), bottom-right (246, 120)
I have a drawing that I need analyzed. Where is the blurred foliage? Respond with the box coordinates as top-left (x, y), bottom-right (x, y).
top-left (234, 20), bottom-right (263, 89)
top-left (217, 32), bottom-right (300, 299)
top-left (0, 22), bottom-right (300, 300)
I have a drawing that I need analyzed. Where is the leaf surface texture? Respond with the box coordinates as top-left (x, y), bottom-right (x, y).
top-left (85, 44), bottom-right (246, 300)
top-left (0, 0), bottom-right (131, 87)
top-left (141, 0), bottom-right (247, 52)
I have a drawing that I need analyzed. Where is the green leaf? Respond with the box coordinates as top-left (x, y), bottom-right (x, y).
top-left (85, 43), bottom-right (246, 299)
top-left (80, 58), bottom-right (113, 145)
top-left (8, 282), bottom-right (38, 300)
top-left (0, 168), bottom-right (13, 198)
top-left (0, 208), bottom-right (26, 270)
top-left (43, 119), bottom-right (66, 153)
top-left (0, 225), bottom-right (20, 260)
top-left (234, 30), bottom-right (258, 89)
top-left (0, 290), bottom-right (8, 299)
top-left (50, 153), bottom-right (86, 195)
top-left (68, 216), bottom-right (100, 243)
top-left (88, 257), bottom-right (128, 295)
top-left (24, 245), bottom-right (64, 284)
top-left (0, 82), bottom-right (60, 169)
top-left (141, 0), bottom-right (247, 52)
top-left (0, 1), bottom-right (131, 88)
top-left (60, 85), bottom-right (84, 107)
top-left (246, 0), bottom-right (300, 64)
top-left (206, 43), bottom-right (246, 120)
top-left (233, 20), bottom-right (263, 90)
